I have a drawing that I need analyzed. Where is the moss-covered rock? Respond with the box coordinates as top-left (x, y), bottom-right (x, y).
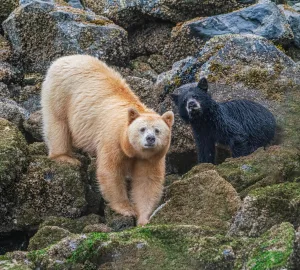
top-left (40, 214), bottom-right (102, 234)
top-left (0, 119), bottom-right (28, 232)
top-left (229, 183), bottom-right (300, 237)
top-left (246, 222), bottom-right (295, 269)
top-left (164, 34), bottom-right (299, 102)
top-left (216, 146), bottom-right (300, 197)
top-left (5, 222), bottom-right (296, 269)
top-left (151, 168), bottom-right (241, 232)
top-left (28, 226), bottom-right (72, 251)
top-left (2, 0), bottom-right (129, 73)
top-left (27, 142), bottom-right (47, 156)
top-left (14, 156), bottom-right (88, 229)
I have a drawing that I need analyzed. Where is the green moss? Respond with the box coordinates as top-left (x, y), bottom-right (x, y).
top-left (216, 147), bottom-right (300, 197)
top-left (247, 223), bottom-right (294, 269)
top-left (68, 232), bottom-right (110, 263)
top-left (27, 248), bottom-right (48, 263)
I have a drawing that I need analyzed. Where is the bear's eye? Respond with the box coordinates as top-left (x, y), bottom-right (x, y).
top-left (140, 127), bottom-right (146, 133)
top-left (155, 128), bottom-right (160, 135)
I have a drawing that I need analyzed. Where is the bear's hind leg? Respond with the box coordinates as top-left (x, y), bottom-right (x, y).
top-left (131, 159), bottom-right (165, 226)
top-left (230, 136), bottom-right (251, 158)
top-left (44, 114), bottom-right (80, 166)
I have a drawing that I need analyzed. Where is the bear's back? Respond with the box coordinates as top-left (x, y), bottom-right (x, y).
top-left (220, 100), bottom-right (276, 145)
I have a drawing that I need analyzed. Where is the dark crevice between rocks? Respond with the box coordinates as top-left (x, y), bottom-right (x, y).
top-left (166, 150), bottom-right (197, 175)
top-left (0, 230), bottom-right (35, 255)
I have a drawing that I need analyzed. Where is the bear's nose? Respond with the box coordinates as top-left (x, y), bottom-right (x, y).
top-left (146, 135), bottom-right (156, 144)
top-left (188, 100), bottom-right (197, 109)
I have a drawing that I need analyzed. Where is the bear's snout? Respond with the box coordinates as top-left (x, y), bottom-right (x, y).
top-left (188, 100), bottom-right (198, 109)
top-left (187, 99), bottom-right (201, 119)
top-left (146, 134), bottom-right (156, 145)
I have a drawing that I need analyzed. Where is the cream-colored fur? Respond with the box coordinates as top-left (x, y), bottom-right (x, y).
top-left (41, 55), bottom-right (174, 225)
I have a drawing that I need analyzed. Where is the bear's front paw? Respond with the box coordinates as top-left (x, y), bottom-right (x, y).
top-left (111, 202), bottom-right (136, 217)
top-left (137, 217), bottom-right (149, 226)
top-left (50, 155), bottom-right (81, 166)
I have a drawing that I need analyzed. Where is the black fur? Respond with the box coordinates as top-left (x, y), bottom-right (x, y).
top-left (171, 78), bottom-right (276, 164)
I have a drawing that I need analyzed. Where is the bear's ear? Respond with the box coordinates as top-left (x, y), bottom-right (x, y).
top-left (170, 93), bottom-right (179, 105)
top-left (197, 77), bottom-right (208, 92)
top-left (162, 111), bottom-right (174, 128)
top-left (128, 108), bottom-right (140, 124)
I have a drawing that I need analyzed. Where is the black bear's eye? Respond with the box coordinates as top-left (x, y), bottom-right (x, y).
top-left (155, 128), bottom-right (160, 135)
top-left (140, 127), bottom-right (146, 133)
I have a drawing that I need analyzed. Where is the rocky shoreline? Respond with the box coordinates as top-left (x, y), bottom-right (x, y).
top-left (1, 0), bottom-right (300, 269)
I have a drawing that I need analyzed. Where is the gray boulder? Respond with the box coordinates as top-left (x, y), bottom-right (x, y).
top-left (165, 2), bottom-right (294, 62)
top-left (103, 0), bottom-right (252, 29)
top-left (2, 0), bottom-right (130, 73)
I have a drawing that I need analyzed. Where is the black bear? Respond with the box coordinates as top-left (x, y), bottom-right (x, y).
top-left (171, 77), bottom-right (276, 164)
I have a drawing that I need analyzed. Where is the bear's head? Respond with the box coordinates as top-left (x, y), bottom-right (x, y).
top-left (126, 108), bottom-right (174, 158)
top-left (171, 77), bottom-right (213, 123)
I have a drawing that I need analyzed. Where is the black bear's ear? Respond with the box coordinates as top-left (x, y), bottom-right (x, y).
top-left (170, 93), bottom-right (179, 105)
top-left (197, 77), bottom-right (208, 92)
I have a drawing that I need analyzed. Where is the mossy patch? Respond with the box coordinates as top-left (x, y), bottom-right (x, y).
top-left (247, 222), bottom-right (295, 269)
top-left (216, 146), bottom-right (300, 197)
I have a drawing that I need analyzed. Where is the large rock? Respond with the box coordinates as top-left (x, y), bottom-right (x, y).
top-left (189, 2), bottom-right (292, 43)
top-left (2, 0), bottom-right (130, 73)
top-left (103, 0), bottom-right (252, 29)
top-left (164, 2), bottom-right (294, 62)
top-left (151, 167), bottom-right (241, 232)
top-left (229, 182), bottom-right (300, 237)
top-left (164, 34), bottom-right (299, 101)
top-left (13, 156), bottom-right (88, 230)
top-left (128, 22), bottom-right (172, 58)
top-left (0, 119), bottom-right (28, 233)
top-left (2, 222), bottom-right (296, 269)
